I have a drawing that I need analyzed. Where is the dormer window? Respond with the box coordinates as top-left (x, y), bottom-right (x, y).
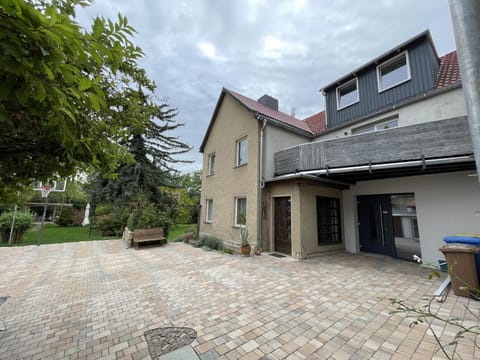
top-left (377, 51), bottom-right (411, 92)
top-left (336, 78), bottom-right (359, 110)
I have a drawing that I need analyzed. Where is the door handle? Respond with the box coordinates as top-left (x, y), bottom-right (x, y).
top-left (379, 205), bottom-right (385, 246)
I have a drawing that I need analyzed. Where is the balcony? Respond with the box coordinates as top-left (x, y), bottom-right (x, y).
top-left (274, 116), bottom-right (475, 182)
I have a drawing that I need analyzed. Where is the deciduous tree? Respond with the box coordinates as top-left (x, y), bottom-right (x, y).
top-left (0, 0), bottom-right (164, 199)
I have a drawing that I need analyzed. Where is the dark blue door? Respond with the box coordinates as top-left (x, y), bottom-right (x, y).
top-left (357, 195), bottom-right (395, 256)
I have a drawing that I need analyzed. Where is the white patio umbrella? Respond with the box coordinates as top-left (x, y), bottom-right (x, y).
top-left (82, 203), bottom-right (90, 227)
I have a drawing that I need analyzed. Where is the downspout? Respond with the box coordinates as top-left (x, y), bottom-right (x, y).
top-left (449, 0), bottom-right (480, 184)
top-left (258, 117), bottom-right (267, 251)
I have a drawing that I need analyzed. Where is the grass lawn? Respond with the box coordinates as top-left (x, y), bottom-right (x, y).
top-left (168, 224), bottom-right (196, 241)
top-left (0, 224), bottom-right (115, 247)
top-left (1, 223), bottom-right (197, 247)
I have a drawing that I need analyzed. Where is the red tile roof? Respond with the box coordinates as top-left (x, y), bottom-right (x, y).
top-left (303, 111), bottom-right (326, 135)
top-left (226, 89), bottom-right (314, 135)
top-left (436, 51), bottom-right (461, 89)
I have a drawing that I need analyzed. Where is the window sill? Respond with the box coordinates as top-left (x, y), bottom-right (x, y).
top-left (204, 221), bottom-right (213, 224)
top-left (318, 242), bottom-right (342, 246)
top-left (234, 163), bottom-right (248, 169)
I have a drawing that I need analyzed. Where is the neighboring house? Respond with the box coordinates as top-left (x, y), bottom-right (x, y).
top-left (199, 30), bottom-right (479, 263)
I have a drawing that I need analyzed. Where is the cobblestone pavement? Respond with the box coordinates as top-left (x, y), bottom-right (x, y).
top-left (0, 240), bottom-right (478, 359)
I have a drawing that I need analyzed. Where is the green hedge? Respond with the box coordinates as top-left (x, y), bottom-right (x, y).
top-left (0, 211), bottom-right (33, 243)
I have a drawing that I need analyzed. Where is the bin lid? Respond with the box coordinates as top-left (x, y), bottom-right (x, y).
top-left (439, 243), bottom-right (480, 253)
top-left (444, 234), bottom-right (480, 245)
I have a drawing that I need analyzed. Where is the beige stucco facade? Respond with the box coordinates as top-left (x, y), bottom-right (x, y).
top-left (264, 181), bottom-right (345, 257)
top-left (199, 94), bottom-right (260, 250)
top-left (297, 183), bottom-right (345, 256)
top-left (200, 84), bottom-right (477, 262)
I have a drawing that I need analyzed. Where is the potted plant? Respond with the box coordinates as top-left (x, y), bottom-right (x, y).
top-left (239, 224), bottom-right (250, 256)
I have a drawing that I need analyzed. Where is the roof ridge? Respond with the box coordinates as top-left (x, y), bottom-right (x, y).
top-left (225, 88), bottom-right (300, 120)
top-left (225, 88), bottom-right (314, 135)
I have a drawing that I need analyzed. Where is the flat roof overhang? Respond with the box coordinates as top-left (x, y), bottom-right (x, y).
top-left (269, 155), bottom-right (476, 184)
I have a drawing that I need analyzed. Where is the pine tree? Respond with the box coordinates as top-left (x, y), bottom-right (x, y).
top-left (88, 96), bottom-right (191, 232)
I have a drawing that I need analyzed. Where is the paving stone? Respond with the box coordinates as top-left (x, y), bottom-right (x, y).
top-left (0, 241), bottom-right (479, 359)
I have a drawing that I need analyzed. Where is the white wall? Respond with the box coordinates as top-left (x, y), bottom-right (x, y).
top-left (342, 171), bottom-right (480, 264)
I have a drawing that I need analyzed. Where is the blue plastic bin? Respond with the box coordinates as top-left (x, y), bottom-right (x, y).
top-left (444, 234), bottom-right (480, 245)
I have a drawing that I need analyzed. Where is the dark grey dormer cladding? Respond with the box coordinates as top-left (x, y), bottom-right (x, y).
top-left (323, 35), bottom-right (439, 129)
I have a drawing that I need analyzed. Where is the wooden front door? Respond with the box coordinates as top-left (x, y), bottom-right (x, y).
top-left (274, 197), bottom-right (291, 254)
top-left (357, 195), bottom-right (395, 256)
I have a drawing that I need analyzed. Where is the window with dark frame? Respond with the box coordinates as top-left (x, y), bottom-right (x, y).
top-left (316, 196), bottom-right (342, 245)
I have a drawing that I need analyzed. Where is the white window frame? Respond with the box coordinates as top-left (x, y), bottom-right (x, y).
top-left (205, 199), bottom-right (213, 223)
top-left (236, 137), bottom-right (248, 166)
top-left (377, 51), bottom-right (411, 93)
top-left (374, 118), bottom-right (398, 131)
top-left (208, 153), bottom-right (215, 176)
top-left (352, 116), bottom-right (399, 135)
top-left (234, 197), bottom-right (247, 227)
top-left (336, 78), bottom-right (359, 110)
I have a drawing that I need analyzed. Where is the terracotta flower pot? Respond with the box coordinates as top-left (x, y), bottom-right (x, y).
top-left (240, 245), bottom-right (251, 256)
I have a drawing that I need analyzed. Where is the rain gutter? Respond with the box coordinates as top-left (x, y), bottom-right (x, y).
top-left (277, 155), bottom-right (474, 178)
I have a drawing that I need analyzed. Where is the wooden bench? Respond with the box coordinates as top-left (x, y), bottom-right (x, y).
top-left (132, 227), bottom-right (167, 249)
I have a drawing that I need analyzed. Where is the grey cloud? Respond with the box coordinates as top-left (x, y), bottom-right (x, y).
top-left (77, 0), bottom-right (455, 172)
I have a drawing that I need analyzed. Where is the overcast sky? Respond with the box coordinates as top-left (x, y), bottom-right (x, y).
top-left (77, 0), bottom-right (456, 173)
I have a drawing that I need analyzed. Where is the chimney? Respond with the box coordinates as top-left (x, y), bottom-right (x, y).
top-left (257, 94), bottom-right (278, 111)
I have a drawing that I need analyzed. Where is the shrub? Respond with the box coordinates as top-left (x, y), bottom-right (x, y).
top-left (127, 203), bottom-right (173, 237)
top-left (189, 240), bottom-right (202, 247)
top-left (199, 235), bottom-right (223, 251)
top-left (56, 207), bottom-right (76, 227)
top-left (183, 232), bottom-right (195, 243)
top-left (222, 247), bottom-right (233, 255)
top-left (0, 211), bottom-right (33, 243)
top-left (95, 204), bottom-right (129, 236)
top-left (74, 209), bottom-right (84, 225)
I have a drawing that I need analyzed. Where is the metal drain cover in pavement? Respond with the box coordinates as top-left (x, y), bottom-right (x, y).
top-left (144, 326), bottom-right (197, 358)
top-left (269, 253), bottom-right (286, 258)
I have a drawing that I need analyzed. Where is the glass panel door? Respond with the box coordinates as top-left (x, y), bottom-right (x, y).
top-left (391, 194), bottom-right (421, 260)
